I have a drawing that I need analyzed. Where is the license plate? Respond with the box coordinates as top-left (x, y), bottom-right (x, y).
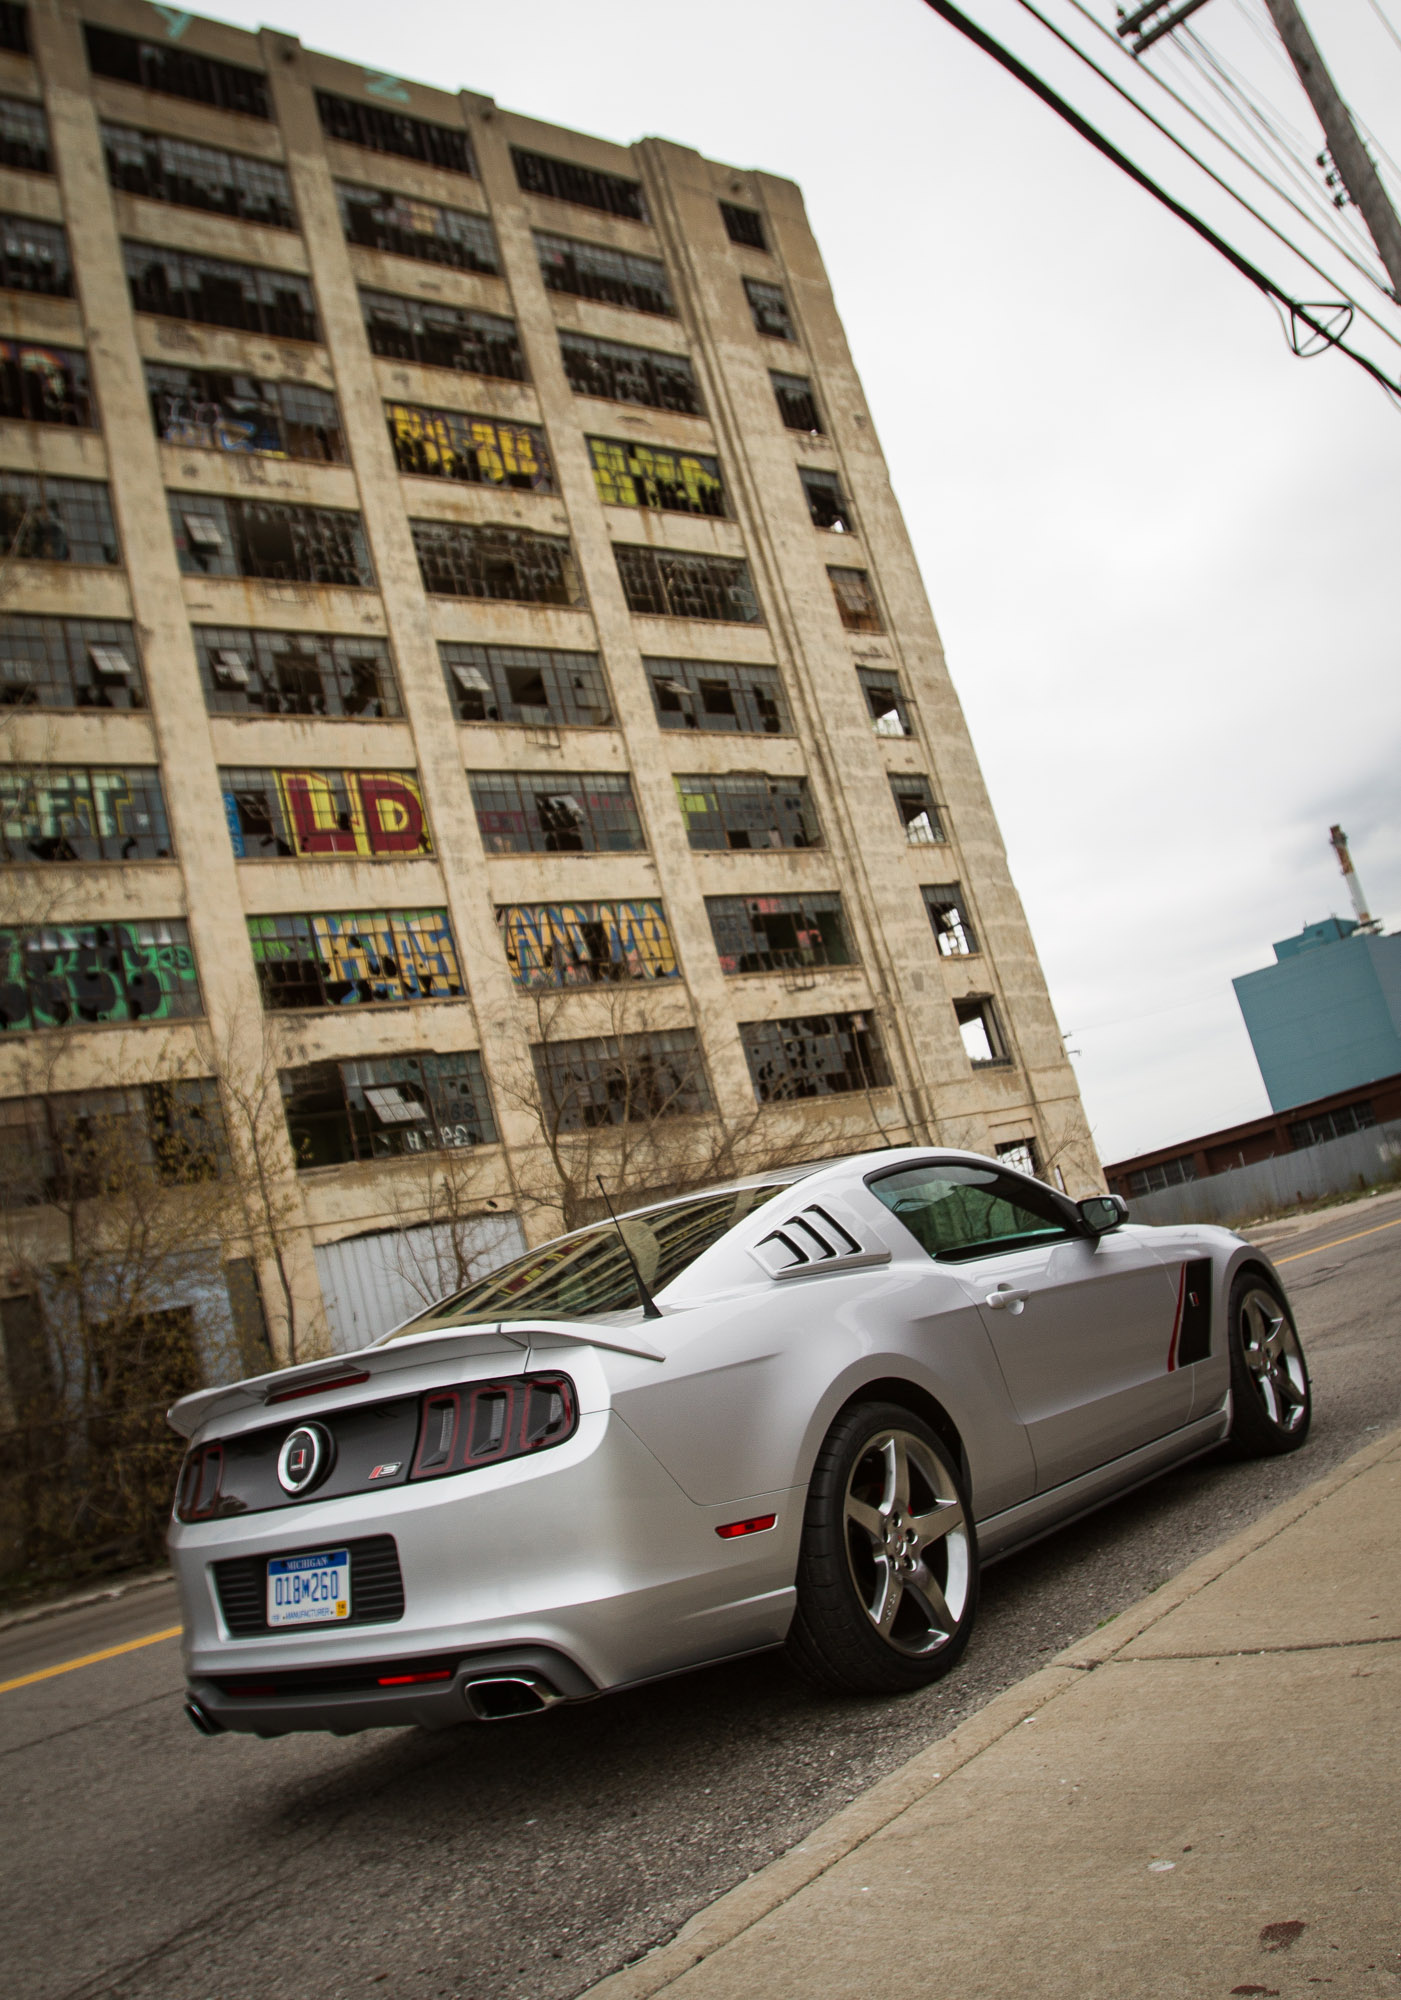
top-left (267, 1549), bottom-right (350, 1628)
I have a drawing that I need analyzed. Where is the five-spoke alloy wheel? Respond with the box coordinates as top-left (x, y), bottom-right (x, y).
top-left (788, 1401), bottom-right (978, 1694)
top-left (1227, 1272), bottom-right (1311, 1456)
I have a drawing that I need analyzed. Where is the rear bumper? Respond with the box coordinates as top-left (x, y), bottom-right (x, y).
top-left (186, 1642), bottom-right (598, 1736)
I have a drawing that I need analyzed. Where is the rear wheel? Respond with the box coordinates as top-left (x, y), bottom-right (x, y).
top-left (786, 1401), bottom-right (978, 1695)
top-left (1226, 1272), bottom-right (1311, 1456)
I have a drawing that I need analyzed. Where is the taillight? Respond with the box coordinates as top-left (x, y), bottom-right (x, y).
top-left (410, 1373), bottom-right (577, 1481)
top-left (176, 1441), bottom-right (224, 1521)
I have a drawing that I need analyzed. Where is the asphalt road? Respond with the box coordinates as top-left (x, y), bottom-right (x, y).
top-left (5, 1195), bottom-right (1400, 2000)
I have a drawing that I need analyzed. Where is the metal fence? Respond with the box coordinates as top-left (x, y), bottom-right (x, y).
top-left (1125, 1117), bottom-right (1401, 1228)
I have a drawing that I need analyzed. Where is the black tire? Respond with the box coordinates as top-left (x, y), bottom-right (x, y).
top-left (1226, 1270), bottom-right (1311, 1457)
top-left (786, 1400), bottom-right (978, 1696)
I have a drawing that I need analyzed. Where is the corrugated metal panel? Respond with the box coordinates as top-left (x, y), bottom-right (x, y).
top-left (1126, 1118), bottom-right (1401, 1228)
top-left (314, 1213), bottom-right (526, 1352)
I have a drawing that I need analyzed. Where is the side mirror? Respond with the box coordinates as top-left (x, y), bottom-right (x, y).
top-left (1077, 1194), bottom-right (1128, 1236)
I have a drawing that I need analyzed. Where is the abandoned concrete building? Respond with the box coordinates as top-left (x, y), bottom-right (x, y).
top-left (0, 0), bottom-right (1100, 1369)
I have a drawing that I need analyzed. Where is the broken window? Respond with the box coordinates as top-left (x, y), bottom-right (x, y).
top-left (316, 92), bottom-right (474, 175)
top-left (511, 147), bottom-right (648, 222)
top-left (857, 666), bottom-right (912, 737)
top-left (0, 1079), bottom-right (227, 1205)
top-left (0, 764), bottom-right (172, 863)
top-left (530, 1029), bottom-right (711, 1135)
top-left (281, 1050), bottom-right (494, 1169)
top-left (84, 25), bottom-right (271, 118)
top-left (744, 278), bottom-right (795, 341)
top-left (955, 997), bottom-right (1010, 1068)
top-left (587, 437), bottom-right (725, 516)
top-left (123, 242), bottom-right (318, 342)
top-left (101, 123), bottom-right (294, 228)
top-left (645, 656), bottom-right (789, 735)
top-left (923, 883), bottom-right (978, 957)
top-left (0, 615), bottom-right (144, 711)
top-left (0, 9), bottom-right (28, 58)
top-left (193, 626), bottom-right (399, 719)
top-left (146, 364), bottom-right (345, 463)
top-left (411, 520), bottom-right (584, 606)
top-left (772, 371), bottom-right (823, 433)
top-left (1288, 1102), bottom-right (1376, 1148)
top-left (995, 1138), bottom-right (1041, 1179)
top-left (469, 770), bottom-right (641, 852)
top-left (615, 545), bottom-right (761, 623)
top-left (720, 202), bottom-right (766, 250)
top-left (361, 288), bottom-right (526, 379)
top-left (559, 331), bottom-right (701, 414)
top-left (0, 213), bottom-right (71, 297)
top-left (336, 183), bottom-right (497, 272)
top-left (0, 97), bottom-right (50, 174)
top-left (891, 776), bottom-right (945, 846)
top-left (220, 768), bottom-right (431, 861)
top-left (442, 644), bottom-right (612, 728)
top-left (386, 404), bottom-right (552, 490)
top-left (801, 468), bottom-right (855, 534)
top-left (0, 472), bottom-right (120, 565)
top-left (498, 899), bottom-right (677, 987)
top-left (676, 772), bottom-right (821, 851)
top-left (1125, 1156), bottom-right (1198, 1197)
top-left (168, 496), bottom-right (374, 588)
top-left (0, 342), bottom-right (92, 428)
top-left (247, 909), bottom-right (464, 1012)
top-left (739, 1012), bottom-right (890, 1103)
top-left (828, 566), bottom-right (883, 633)
top-left (707, 893), bottom-right (854, 976)
top-left (0, 919), bottom-right (203, 1033)
top-left (535, 232), bottom-right (675, 316)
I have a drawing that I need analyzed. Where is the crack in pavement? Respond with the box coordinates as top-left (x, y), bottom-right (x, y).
top-left (1116, 1632), bottom-right (1401, 1661)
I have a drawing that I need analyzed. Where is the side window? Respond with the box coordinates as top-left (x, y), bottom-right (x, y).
top-left (868, 1163), bottom-right (1072, 1261)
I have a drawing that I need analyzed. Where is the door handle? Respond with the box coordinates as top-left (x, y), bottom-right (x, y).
top-left (984, 1286), bottom-right (1030, 1312)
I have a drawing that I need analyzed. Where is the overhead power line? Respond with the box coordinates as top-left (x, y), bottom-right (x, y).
top-left (1361, 0), bottom-right (1401, 61)
top-left (917, 0), bottom-right (1401, 400)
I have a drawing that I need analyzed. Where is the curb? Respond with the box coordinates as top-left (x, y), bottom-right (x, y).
top-left (579, 1421), bottom-right (1401, 2000)
top-left (0, 1566), bottom-right (175, 1636)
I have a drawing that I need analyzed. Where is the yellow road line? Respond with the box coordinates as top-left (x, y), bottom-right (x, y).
top-left (1275, 1214), bottom-right (1401, 1265)
top-left (0, 1624), bottom-right (182, 1695)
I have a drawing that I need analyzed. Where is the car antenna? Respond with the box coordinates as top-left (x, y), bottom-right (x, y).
top-left (595, 1175), bottom-right (663, 1320)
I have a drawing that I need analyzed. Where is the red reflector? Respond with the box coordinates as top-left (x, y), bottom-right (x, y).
top-left (716, 1514), bottom-right (777, 1539)
top-left (377, 1670), bottom-right (452, 1687)
top-left (268, 1371), bottom-right (370, 1404)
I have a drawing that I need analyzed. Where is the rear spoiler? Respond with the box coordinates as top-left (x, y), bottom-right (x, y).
top-left (166, 1319), bottom-right (664, 1438)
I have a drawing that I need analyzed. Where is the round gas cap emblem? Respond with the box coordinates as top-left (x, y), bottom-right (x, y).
top-left (277, 1423), bottom-right (331, 1495)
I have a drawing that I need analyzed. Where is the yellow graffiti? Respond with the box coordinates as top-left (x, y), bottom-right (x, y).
top-left (498, 900), bottom-right (678, 986)
top-left (588, 437), bottom-right (724, 515)
top-left (387, 404), bottom-right (551, 490)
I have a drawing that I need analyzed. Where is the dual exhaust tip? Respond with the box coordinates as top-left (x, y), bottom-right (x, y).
top-left (183, 1672), bottom-right (565, 1735)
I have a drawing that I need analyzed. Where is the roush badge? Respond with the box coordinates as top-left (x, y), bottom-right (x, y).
top-left (277, 1423), bottom-right (332, 1495)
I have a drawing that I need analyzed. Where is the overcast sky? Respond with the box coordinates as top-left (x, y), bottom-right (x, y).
top-left (210, 0), bottom-right (1400, 1164)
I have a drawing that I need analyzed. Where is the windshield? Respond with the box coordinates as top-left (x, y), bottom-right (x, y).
top-left (381, 1184), bottom-right (785, 1336)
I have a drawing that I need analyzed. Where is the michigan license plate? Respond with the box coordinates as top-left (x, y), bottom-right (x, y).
top-left (267, 1549), bottom-right (350, 1628)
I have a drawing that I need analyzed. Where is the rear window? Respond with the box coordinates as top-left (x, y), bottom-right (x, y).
top-left (383, 1185), bottom-right (783, 1334)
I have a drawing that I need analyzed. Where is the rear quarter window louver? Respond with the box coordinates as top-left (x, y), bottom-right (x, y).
top-left (750, 1202), bottom-right (891, 1281)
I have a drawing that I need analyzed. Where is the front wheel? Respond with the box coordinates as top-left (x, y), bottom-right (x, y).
top-left (1226, 1271), bottom-right (1311, 1457)
top-left (786, 1401), bottom-right (978, 1696)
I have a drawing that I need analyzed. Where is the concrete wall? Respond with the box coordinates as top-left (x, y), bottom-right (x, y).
top-left (1125, 1119), bottom-right (1401, 1228)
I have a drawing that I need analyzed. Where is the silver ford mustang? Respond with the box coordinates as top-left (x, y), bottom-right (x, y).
top-left (168, 1148), bottom-right (1310, 1737)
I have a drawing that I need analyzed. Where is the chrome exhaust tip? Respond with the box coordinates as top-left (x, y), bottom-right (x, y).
top-left (184, 1696), bottom-right (225, 1737)
top-left (463, 1673), bottom-right (564, 1721)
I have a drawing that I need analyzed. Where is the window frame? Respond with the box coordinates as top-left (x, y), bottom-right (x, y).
top-left (865, 1158), bottom-right (1080, 1263)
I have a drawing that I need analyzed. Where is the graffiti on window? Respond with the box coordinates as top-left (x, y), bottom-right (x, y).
top-left (0, 765), bottom-right (172, 863)
top-left (0, 920), bottom-right (202, 1032)
top-left (147, 365), bottom-right (345, 463)
top-left (221, 768), bottom-right (431, 860)
top-left (587, 438), bottom-right (725, 517)
top-left (386, 404), bottom-right (553, 490)
top-left (247, 909), bottom-right (463, 1011)
top-left (0, 343), bottom-right (93, 428)
top-left (498, 900), bottom-right (677, 987)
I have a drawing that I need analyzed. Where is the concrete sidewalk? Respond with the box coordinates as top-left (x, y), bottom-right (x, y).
top-left (585, 1427), bottom-right (1401, 2000)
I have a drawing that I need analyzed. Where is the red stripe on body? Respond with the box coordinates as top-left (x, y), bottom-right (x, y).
top-left (1166, 1264), bottom-right (1186, 1372)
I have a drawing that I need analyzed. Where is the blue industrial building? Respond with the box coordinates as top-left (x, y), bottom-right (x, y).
top-left (1233, 919), bottom-right (1401, 1112)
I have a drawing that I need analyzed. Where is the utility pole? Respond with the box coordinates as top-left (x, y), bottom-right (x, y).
top-left (1117, 0), bottom-right (1401, 299)
top-left (1259, 0), bottom-right (1401, 299)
